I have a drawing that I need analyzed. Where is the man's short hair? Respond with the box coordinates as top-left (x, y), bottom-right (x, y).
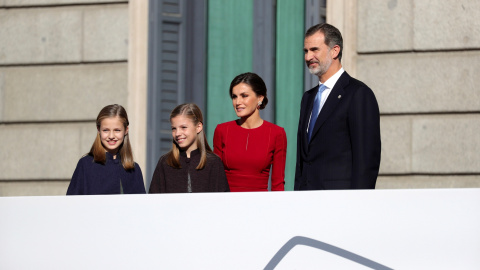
top-left (305, 23), bottom-right (343, 61)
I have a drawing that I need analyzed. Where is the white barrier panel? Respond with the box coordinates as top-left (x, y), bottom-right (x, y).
top-left (1, 189), bottom-right (480, 269)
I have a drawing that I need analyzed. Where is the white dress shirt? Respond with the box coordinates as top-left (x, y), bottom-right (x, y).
top-left (306, 67), bottom-right (345, 132)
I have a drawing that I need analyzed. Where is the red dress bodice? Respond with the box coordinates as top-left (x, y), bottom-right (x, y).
top-left (213, 120), bottom-right (287, 192)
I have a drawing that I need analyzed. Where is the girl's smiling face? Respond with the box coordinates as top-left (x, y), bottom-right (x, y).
top-left (98, 116), bottom-right (128, 156)
top-left (171, 114), bottom-right (202, 155)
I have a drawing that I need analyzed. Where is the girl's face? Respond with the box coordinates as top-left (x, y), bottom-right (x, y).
top-left (231, 83), bottom-right (264, 118)
top-left (98, 116), bottom-right (128, 155)
top-left (171, 115), bottom-right (202, 155)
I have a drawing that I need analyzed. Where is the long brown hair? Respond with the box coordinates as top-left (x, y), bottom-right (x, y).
top-left (89, 104), bottom-right (135, 170)
top-left (166, 103), bottom-right (212, 170)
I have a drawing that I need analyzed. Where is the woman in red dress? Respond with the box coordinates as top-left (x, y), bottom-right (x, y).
top-left (213, 72), bottom-right (287, 191)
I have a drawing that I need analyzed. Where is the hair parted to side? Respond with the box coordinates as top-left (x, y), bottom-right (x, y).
top-left (305, 23), bottom-right (343, 62)
top-left (89, 104), bottom-right (135, 170)
top-left (166, 103), bottom-right (212, 170)
top-left (229, 72), bottom-right (269, 110)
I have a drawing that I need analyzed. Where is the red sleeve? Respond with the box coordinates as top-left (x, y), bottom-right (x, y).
top-left (271, 127), bottom-right (287, 191)
top-left (213, 125), bottom-right (223, 159)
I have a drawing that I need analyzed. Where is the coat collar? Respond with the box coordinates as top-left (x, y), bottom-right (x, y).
top-left (180, 148), bottom-right (200, 158)
top-left (307, 71), bottom-right (351, 145)
top-left (105, 151), bottom-right (121, 164)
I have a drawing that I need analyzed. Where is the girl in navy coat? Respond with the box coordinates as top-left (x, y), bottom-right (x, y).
top-left (67, 104), bottom-right (146, 195)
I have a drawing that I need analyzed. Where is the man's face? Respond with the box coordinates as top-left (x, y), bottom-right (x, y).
top-left (304, 31), bottom-right (332, 77)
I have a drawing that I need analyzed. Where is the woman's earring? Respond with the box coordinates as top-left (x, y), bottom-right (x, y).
top-left (258, 101), bottom-right (262, 106)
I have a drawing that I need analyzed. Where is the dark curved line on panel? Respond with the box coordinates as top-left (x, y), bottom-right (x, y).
top-left (264, 236), bottom-right (393, 270)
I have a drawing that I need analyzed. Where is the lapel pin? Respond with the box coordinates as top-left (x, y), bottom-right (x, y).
top-left (338, 95), bottom-right (342, 99)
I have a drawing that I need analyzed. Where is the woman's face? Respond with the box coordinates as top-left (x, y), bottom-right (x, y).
top-left (231, 83), bottom-right (264, 118)
top-left (98, 116), bottom-right (128, 155)
top-left (171, 115), bottom-right (202, 154)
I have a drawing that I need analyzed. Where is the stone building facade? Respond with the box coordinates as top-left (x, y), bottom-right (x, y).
top-left (0, 0), bottom-right (148, 195)
top-left (0, 0), bottom-right (478, 196)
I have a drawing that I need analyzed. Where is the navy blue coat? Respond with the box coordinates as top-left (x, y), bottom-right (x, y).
top-left (295, 72), bottom-right (381, 190)
top-left (67, 153), bottom-right (146, 195)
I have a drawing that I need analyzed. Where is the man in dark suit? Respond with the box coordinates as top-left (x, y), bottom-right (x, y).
top-left (294, 23), bottom-right (381, 190)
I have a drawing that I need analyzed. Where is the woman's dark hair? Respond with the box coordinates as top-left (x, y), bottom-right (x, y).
top-left (229, 72), bottom-right (269, 110)
top-left (166, 103), bottom-right (212, 170)
top-left (89, 104), bottom-right (134, 170)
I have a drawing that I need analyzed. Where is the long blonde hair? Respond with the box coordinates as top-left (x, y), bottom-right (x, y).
top-left (89, 104), bottom-right (135, 170)
top-left (166, 103), bottom-right (212, 170)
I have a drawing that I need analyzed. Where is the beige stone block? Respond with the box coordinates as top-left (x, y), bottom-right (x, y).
top-left (0, 123), bottom-right (96, 180)
top-left (379, 116), bottom-right (411, 174)
top-left (357, 0), bottom-right (413, 52)
top-left (414, 1), bottom-right (480, 50)
top-left (412, 115), bottom-right (480, 173)
top-left (0, 0), bottom-right (124, 6)
top-left (377, 175), bottom-right (480, 189)
top-left (0, 7), bottom-right (82, 64)
top-left (0, 71), bottom-right (4, 121)
top-left (83, 5), bottom-right (129, 61)
top-left (0, 63), bottom-right (128, 122)
top-left (357, 51), bottom-right (480, 114)
top-left (0, 180), bottom-right (70, 197)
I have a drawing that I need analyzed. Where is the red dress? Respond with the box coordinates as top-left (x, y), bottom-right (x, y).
top-left (213, 120), bottom-right (287, 191)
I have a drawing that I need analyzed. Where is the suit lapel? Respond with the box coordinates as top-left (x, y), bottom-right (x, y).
top-left (310, 72), bottom-right (350, 143)
top-left (303, 85), bottom-right (319, 152)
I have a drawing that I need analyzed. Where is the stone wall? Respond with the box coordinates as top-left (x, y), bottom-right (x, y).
top-left (356, 0), bottom-right (480, 188)
top-left (0, 1), bottom-right (130, 196)
top-left (2, 0), bottom-right (478, 195)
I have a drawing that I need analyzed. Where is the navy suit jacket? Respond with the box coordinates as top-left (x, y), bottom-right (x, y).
top-left (294, 71), bottom-right (381, 190)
